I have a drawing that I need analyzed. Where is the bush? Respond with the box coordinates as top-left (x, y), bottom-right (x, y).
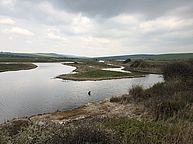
top-left (145, 80), bottom-right (193, 120)
top-left (11, 122), bottom-right (119, 144)
top-left (110, 96), bottom-right (122, 103)
top-left (129, 86), bottom-right (146, 102)
top-left (103, 118), bottom-right (193, 144)
top-left (2, 119), bottom-right (30, 136)
top-left (110, 94), bottom-right (130, 104)
top-left (163, 62), bottom-right (193, 80)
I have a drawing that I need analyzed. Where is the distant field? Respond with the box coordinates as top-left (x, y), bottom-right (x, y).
top-left (0, 52), bottom-right (86, 62)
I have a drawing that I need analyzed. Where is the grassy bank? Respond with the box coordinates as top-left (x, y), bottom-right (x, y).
top-left (57, 61), bottom-right (145, 81)
top-left (0, 63), bottom-right (37, 72)
top-left (122, 59), bottom-right (170, 74)
top-left (112, 61), bottom-right (193, 120)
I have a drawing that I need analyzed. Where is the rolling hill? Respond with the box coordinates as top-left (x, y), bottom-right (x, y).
top-left (95, 53), bottom-right (193, 61)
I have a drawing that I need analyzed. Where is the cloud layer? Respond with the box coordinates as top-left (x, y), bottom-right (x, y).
top-left (0, 0), bottom-right (193, 56)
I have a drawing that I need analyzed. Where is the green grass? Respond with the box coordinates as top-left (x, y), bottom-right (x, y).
top-left (57, 69), bottom-right (143, 81)
top-left (58, 60), bottom-right (145, 81)
top-left (0, 63), bottom-right (37, 72)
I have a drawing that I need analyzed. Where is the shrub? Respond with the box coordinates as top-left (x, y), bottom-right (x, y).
top-left (12, 122), bottom-right (119, 144)
top-left (110, 96), bottom-right (122, 103)
top-left (0, 130), bottom-right (11, 144)
top-left (102, 118), bottom-right (193, 144)
top-left (2, 119), bottom-right (30, 136)
top-left (129, 86), bottom-right (146, 102)
top-left (163, 62), bottom-right (193, 80)
top-left (110, 94), bottom-right (130, 104)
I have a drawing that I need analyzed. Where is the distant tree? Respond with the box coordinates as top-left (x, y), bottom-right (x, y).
top-left (123, 58), bottom-right (131, 63)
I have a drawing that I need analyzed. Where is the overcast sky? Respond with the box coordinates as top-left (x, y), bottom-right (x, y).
top-left (0, 0), bottom-right (193, 56)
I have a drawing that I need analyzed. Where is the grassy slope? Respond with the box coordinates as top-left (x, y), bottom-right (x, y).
top-left (0, 63), bottom-right (37, 72)
top-left (122, 59), bottom-right (174, 74)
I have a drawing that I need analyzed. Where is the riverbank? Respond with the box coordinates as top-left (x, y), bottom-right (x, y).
top-left (0, 62), bottom-right (37, 72)
top-left (0, 97), bottom-right (143, 125)
top-left (57, 61), bottom-right (145, 81)
top-left (0, 98), bottom-right (146, 143)
top-left (29, 98), bottom-right (144, 123)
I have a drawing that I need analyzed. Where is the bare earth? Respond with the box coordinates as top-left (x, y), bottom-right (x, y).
top-left (30, 99), bottom-right (144, 124)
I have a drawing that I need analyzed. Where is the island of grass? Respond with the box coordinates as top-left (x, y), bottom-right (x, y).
top-left (0, 63), bottom-right (37, 72)
top-left (57, 61), bottom-right (145, 81)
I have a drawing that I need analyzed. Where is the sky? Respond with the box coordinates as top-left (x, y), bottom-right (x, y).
top-left (0, 0), bottom-right (193, 56)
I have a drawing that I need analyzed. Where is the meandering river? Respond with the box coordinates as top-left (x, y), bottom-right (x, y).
top-left (0, 63), bottom-right (163, 122)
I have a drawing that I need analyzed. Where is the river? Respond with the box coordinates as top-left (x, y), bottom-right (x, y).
top-left (0, 63), bottom-right (163, 122)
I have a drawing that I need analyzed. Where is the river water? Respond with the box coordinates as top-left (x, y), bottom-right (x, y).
top-left (0, 63), bottom-right (163, 122)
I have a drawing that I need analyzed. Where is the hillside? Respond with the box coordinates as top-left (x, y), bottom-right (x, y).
top-left (96, 53), bottom-right (193, 61)
top-left (0, 52), bottom-right (87, 62)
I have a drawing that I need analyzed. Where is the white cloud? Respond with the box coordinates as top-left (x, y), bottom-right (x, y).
top-left (47, 28), bottom-right (66, 41)
top-left (0, 0), bottom-right (16, 9)
top-left (3, 27), bottom-right (34, 36)
top-left (71, 14), bottom-right (95, 34)
top-left (0, 16), bottom-right (15, 25)
top-left (139, 16), bottom-right (193, 33)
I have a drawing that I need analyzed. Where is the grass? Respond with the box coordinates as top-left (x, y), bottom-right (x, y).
top-left (123, 59), bottom-right (170, 74)
top-left (57, 69), bottom-right (144, 81)
top-left (57, 61), bottom-right (145, 81)
top-left (0, 63), bottom-right (37, 72)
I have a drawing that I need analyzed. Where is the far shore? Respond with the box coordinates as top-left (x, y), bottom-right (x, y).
top-left (0, 63), bottom-right (37, 73)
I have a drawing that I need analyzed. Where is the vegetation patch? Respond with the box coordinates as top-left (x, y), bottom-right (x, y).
top-left (2, 117), bottom-right (193, 144)
top-left (0, 63), bottom-right (37, 72)
top-left (123, 59), bottom-right (170, 74)
top-left (57, 69), bottom-right (144, 81)
top-left (57, 61), bottom-right (144, 81)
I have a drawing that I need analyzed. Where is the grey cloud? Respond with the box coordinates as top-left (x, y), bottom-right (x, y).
top-left (51, 0), bottom-right (193, 19)
top-left (0, 0), bottom-right (193, 56)
top-left (0, 0), bottom-right (70, 26)
top-left (1, 0), bottom-right (193, 25)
